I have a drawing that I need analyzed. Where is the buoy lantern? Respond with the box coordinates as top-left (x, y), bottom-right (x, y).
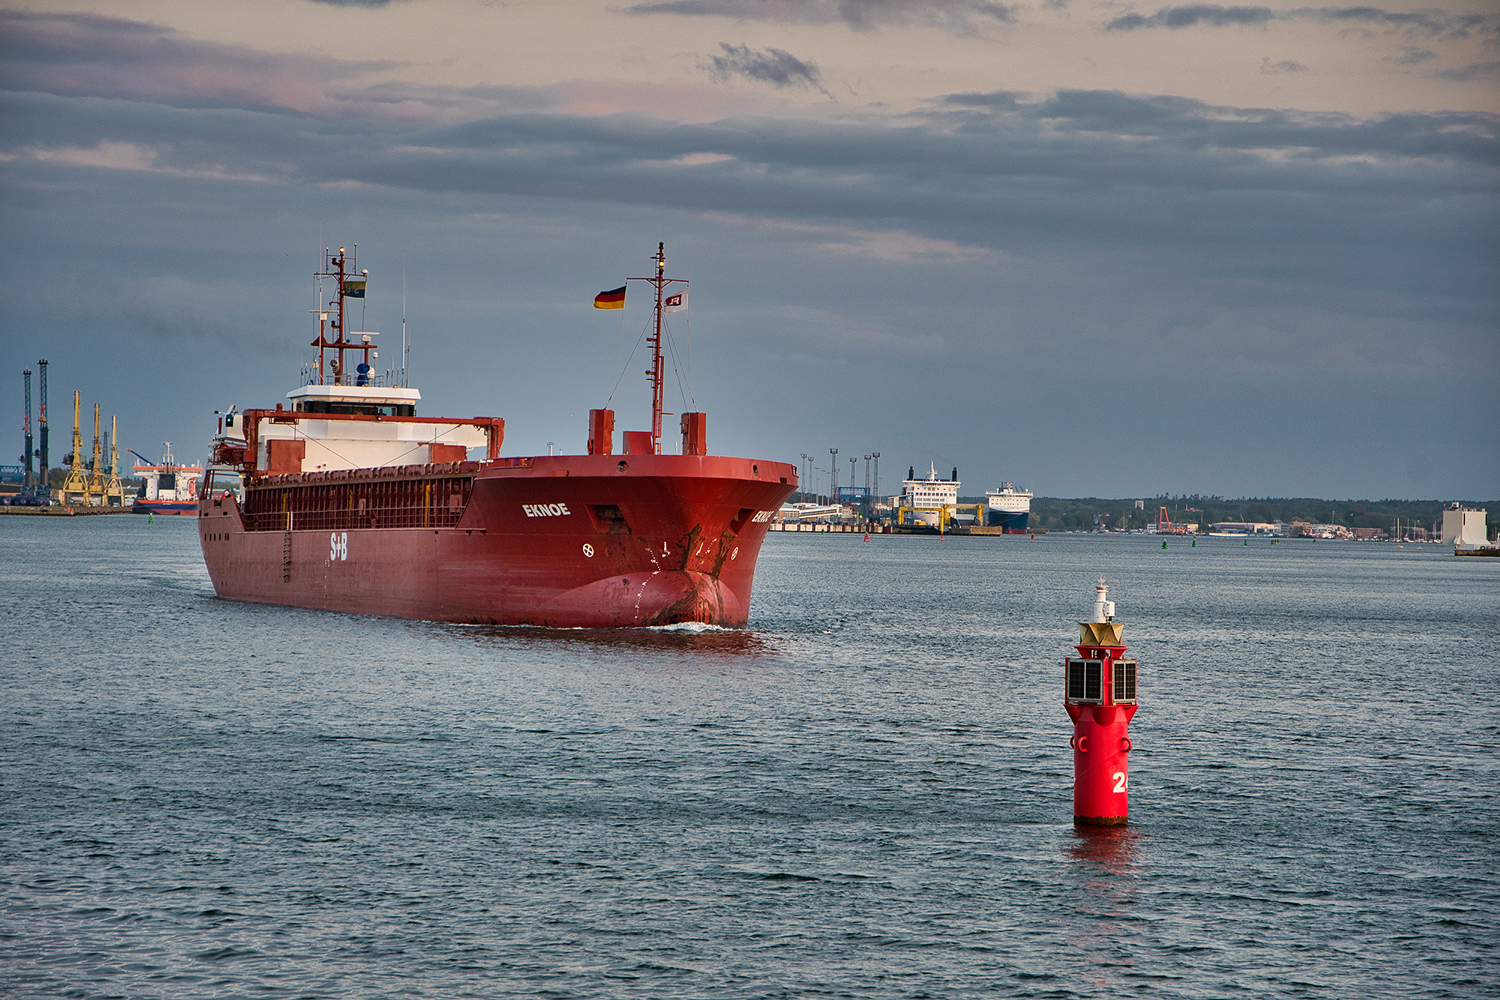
top-left (1064, 580), bottom-right (1138, 826)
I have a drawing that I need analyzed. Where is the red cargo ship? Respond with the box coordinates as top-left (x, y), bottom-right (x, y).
top-left (199, 244), bottom-right (796, 627)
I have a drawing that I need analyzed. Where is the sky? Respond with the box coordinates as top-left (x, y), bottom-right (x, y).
top-left (1, 0), bottom-right (1496, 501)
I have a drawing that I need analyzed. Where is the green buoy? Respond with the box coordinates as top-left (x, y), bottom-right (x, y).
top-left (1162, 540), bottom-right (1168, 549)
top-left (1244, 538), bottom-right (1249, 546)
top-left (1191, 538), bottom-right (1197, 547)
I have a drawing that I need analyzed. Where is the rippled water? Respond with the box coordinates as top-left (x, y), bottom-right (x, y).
top-left (3, 516), bottom-right (1497, 998)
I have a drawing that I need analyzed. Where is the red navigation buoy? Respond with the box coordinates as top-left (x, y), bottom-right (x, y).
top-left (1063, 579), bottom-right (1138, 826)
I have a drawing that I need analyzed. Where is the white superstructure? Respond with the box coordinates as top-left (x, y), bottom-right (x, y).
top-left (903, 464), bottom-right (959, 509)
top-left (986, 483), bottom-right (1032, 515)
top-left (1442, 503), bottom-right (1492, 551)
top-left (901, 463), bottom-right (959, 528)
top-left (132, 442), bottom-right (203, 503)
top-left (1208, 522), bottom-right (1282, 537)
top-left (216, 385), bottom-right (490, 475)
top-left (778, 502), bottom-right (844, 521)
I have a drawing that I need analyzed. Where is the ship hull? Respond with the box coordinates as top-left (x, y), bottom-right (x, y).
top-left (199, 454), bottom-right (795, 628)
top-left (135, 499), bottom-right (198, 515)
top-left (987, 508), bottom-right (1030, 532)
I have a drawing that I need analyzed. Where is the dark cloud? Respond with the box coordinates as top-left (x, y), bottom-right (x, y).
top-left (1108, 4), bottom-right (1500, 38)
top-left (1304, 6), bottom-right (1468, 36)
top-left (704, 43), bottom-right (827, 91)
top-left (0, 12), bottom-right (1495, 497)
top-left (626, 0), bottom-right (1013, 34)
top-left (1389, 46), bottom-right (1438, 64)
top-left (940, 90), bottom-right (1022, 108)
top-left (1261, 58), bottom-right (1309, 73)
top-left (1106, 5), bottom-right (1273, 31)
top-left (1435, 60), bottom-right (1500, 82)
top-left (0, 10), bottom-right (396, 114)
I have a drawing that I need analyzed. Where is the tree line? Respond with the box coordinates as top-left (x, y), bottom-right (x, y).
top-left (996, 496), bottom-right (1499, 536)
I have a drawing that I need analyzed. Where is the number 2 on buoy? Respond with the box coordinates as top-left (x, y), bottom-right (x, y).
top-left (1112, 771), bottom-right (1128, 793)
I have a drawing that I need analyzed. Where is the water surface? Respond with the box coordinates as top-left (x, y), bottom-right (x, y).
top-left (3, 518), bottom-right (1496, 998)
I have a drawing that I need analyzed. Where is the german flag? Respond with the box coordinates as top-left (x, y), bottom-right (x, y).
top-left (593, 285), bottom-right (626, 309)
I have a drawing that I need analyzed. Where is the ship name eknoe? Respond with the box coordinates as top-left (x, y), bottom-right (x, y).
top-left (523, 503), bottom-right (573, 517)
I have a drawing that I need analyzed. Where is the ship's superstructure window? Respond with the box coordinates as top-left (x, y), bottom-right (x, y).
top-left (294, 400), bottom-right (416, 416)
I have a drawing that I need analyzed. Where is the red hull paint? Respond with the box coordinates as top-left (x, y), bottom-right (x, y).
top-left (199, 453), bottom-right (796, 628)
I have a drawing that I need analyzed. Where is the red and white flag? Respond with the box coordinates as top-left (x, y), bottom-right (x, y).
top-left (663, 287), bottom-right (688, 313)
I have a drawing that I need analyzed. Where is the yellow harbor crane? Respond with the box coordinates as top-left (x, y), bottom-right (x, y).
top-left (87, 403), bottom-right (106, 504)
top-left (105, 414), bottom-right (125, 506)
top-left (61, 391), bottom-right (89, 505)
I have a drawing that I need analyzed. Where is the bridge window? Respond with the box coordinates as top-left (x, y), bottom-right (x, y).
top-left (294, 400), bottom-right (416, 416)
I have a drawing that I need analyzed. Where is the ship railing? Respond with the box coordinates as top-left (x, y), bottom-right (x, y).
top-left (240, 475), bottom-right (475, 532)
top-left (299, 368), bottom-right (395, 388)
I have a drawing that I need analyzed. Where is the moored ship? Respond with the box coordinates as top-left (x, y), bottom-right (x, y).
top-left (899, 464), bottom-right (960, 531)
top-left (133, 443), bottom-right (203, 515)
top-left (985, 483), bottom-right (1032, 532)
top-left (198, 244), bottom-right (796, 627)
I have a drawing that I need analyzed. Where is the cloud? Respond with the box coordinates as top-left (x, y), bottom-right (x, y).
top-left (1302, 6), bottom-right (1479, 38)
top-left (23, 138), bottom-right (271, 181)
top-left (1388, 46), bottom-right (1438, 65)
top-left (1435, 60), bottom-right (1500, 82)
top-left (1, 14), bottom-right (1494, 352)
top-left (25, 139), bottom-right (159, 172)
top-left (1106, 5), bottom-right (1273, 31)
top-left (1261, 58), bottom-right (1309, 74)
top-left (703, 43), bottom-right (828, 92)
top-left (0, 10), bottom-right (396, 115)
top-left (626, 0), bottom-right (1013, 34)
top-left (1107, 4), bottom-right (1500, 38)
top-left (700, 213), bottom-right (999, 261)
top-left (765, 303), bottom-right (946, 351)
top-left (940, 90), bottom-right (1022, 109)
top-left (1, 15), bottom-right (1494, 498)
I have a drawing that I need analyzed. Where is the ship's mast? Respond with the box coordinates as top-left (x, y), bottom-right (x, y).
top-left (650, 243), bottom-right (666, 450)
top-left (628, 242), bottom-right (687, 454)
top-left (312, 246), bottom-right (372, 386)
